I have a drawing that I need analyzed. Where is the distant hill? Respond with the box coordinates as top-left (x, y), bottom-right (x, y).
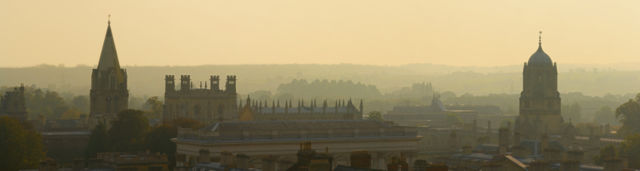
top-left (1, 63), bottom-right (640, 97)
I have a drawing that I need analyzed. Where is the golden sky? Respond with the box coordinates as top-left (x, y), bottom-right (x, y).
top-left (1, 0), bottom-right (639, 67)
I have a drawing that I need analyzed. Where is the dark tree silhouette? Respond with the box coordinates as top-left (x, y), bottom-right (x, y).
top-left (0, 116), bottom-right (45, 170)
top-left (616, 94), bottom-right (640, 136)
top-left (145, 118), bottom-right (203, 170)
top-left (85, 122), bottom-right (109, 159)
top-left (109, 109), bottom-right (150, 152)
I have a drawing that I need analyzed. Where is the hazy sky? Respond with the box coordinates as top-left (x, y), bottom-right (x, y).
top-left (1, 0), bottom-right (639, 67)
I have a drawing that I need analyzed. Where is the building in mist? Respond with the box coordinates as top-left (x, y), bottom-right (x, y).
top-left (437, 123), bottom-right (629, 170)
top-left (162, 75), bottom-right (364, 123)
top-left (163, 75), bottom-right (238, 123)
top-left (237, 96), bottom-right (363, 121)
top-left (173, 120), bottom-right (421, 170)
top-left (383, 95), bottom-right (478, 127)
top-left (514, 33), bottom-right (564, 138)
top-left (90, 19), bottom-right (129, 123)
top-left (0, 85), bottom-right (27, 121)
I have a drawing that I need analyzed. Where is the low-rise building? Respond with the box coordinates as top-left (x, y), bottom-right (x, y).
top-left (94, 152), bottom-right (169, 171)
top-left (173, 120), bottom-right (421, 170)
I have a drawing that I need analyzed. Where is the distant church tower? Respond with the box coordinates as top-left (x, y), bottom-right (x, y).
top-left (515, 32), bottom-right (563, 139)
top-left (90, 18), bottom-right (129, 122)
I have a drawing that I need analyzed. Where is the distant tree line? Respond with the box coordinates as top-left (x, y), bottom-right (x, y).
top-left (591, 93), bottom-right (640, 167)
top-left (242, 80), bottom-right (630, 126)
top-left (0, 85), bottom-right (158, 121)
top-left (276, 79), bottom-right (382, 99)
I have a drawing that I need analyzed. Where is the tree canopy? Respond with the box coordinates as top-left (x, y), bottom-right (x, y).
top-left (366, 111), bottom-right (383, 121)
top-left (109, 109), bottom-right (150, 152)
top-left (615, 94), bottom-right (640, 135)
top-left (143, 96), bottom-right (163, 119)
top-left (85, 112), bottom-right (202, 170)
top-left (593, 105), bottom-right (617, 125)
top-left (593, 145), bottom-right (616, 165)
top-left (0, 116), bottom-right (45, 170)
top-left (85, 122), bottom-right (109, 159)
top-left (621, 134), bottom-right (640, 168)
top-left (145, 118), bottom-right (203, 169)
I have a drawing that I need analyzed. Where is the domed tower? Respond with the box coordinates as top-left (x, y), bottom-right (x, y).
top-left (515, 32), bottom-right (563, 139)
top-left (90, 18), bottom-right (129, 123)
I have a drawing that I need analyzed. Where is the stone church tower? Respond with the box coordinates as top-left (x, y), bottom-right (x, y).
top-left (90, 19), bottom-right (129, 122)
top-left (515, 32), bottom-right (564, 139)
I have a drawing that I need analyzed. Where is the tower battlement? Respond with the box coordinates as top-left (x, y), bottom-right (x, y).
top-left (163, 74), bottom-right (238, 123)
top-left (164, 75), bottom-right (237, 95)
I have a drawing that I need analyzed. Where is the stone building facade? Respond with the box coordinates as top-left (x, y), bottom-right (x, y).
top-left (90, 20), bottom-right (129, 122)
top-left (0, 85), bottom-right (27, 121)
top-left (163, 75), bottom-right (238, 123)
top-left (515, 33), bottom-right (564, 138)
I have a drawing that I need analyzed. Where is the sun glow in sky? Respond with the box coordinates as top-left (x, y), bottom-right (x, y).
top-left (1, 0), bottom-right (639, 67)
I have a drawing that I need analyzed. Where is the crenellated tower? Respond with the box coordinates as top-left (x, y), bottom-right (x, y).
top-left (210, 75), bottom-right (221, 92)
top-left (165, 75), bottom-right (175, 92)
top-left (163, 75), bottom-right (238, 123)
top-left (225, 75), bottom-right (237, 93)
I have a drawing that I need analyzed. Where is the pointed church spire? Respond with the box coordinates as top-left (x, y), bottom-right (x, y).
top-left (97, 16), bottom-right (121, 71)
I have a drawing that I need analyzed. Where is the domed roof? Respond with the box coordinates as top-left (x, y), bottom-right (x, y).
top-left (528, 45), bottom-right (553, 65)
top-left (528, 32), bottom-right (553, 65)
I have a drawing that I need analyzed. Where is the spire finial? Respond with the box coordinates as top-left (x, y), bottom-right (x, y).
top-left (108, 14), bottom-right (111, 25)
top-left (538, 30), bottom-right (542, 46)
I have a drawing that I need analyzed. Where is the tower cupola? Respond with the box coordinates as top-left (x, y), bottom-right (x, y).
top-left (527, 31), bottom-right (553, 65)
